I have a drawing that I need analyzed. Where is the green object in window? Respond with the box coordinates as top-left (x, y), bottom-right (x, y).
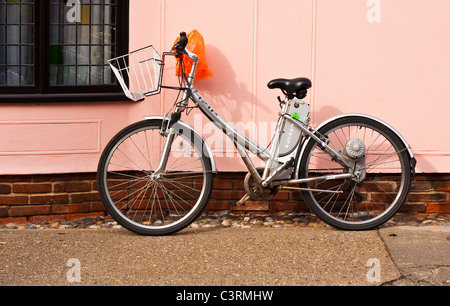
top-left (50, 45), bottom-right (63, 65)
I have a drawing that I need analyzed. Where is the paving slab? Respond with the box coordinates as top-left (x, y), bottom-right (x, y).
top-left (0, 227), bottom-right (399, 286)
top-left (379, 226), bottom-right (450, 286)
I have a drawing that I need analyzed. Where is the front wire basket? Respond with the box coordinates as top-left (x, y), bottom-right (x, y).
top-left (108, 45), bottom-right (163, 101)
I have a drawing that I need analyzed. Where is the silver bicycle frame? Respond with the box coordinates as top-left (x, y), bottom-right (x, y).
top-left (154, 47), bottom-right (354, 197)
top-left (189, 88), bottom-right (354, 186)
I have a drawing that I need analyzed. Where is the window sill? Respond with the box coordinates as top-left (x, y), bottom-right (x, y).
top-left (0, 92), bottom-right (134, 103)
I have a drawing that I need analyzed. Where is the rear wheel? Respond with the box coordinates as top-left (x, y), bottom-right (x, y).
top-left (299, 117), bottom-right (411, 230)
top-left (97, 119), bottom-right (214, 236)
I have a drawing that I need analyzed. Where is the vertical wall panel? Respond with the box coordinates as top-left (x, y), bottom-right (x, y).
top-left (313, 0), bottom-right (450, 172)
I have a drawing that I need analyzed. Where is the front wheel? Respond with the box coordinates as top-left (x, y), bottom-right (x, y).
top-left (299, 116), bottom-right (412, 230)
top-left (97, 119), bottom-right (214, 236)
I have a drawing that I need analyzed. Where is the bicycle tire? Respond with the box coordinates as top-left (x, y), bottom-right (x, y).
top-left (97, 119), bottom-right (214, 236)
top-left (299, 116), bottom-right (411, 230)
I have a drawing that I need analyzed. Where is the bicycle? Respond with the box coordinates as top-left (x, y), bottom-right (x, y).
top-left (97, 32), bottom-right (417, 236)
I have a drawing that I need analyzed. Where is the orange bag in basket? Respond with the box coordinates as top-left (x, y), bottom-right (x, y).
top-left (174, 30), bottom-right (213, 81)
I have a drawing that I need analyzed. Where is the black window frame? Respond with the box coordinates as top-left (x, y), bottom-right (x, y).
top-left (0, 0), bottom-right (129, 103)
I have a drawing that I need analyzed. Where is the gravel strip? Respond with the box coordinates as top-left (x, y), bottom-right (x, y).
top-left (1, 212), bottom-right (449, 231)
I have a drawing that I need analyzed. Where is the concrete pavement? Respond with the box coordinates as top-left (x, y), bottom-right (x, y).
top-left (379, 226), bottom-right (450, 286)
top-left (0, 225), bottom-right (449, 286)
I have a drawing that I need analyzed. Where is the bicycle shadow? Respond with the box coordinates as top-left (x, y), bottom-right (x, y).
top-left (194, 45), bottom-right (271, 124)
top-left (312, 105), bottom-right (343, 126)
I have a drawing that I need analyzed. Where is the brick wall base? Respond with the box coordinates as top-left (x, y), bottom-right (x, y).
top-left (0, 172), bottom-right (449, 225)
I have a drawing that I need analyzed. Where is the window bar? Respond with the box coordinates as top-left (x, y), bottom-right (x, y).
top-left (1, 2), bottom-right (5, 86)
top-left (3, 1), bottom-right (7, 86)
top-left (88, 2), bottom-right (91, 85)
top-left (58, 3), bottom-right (64, 85)
top-left (101, 1), bottom-right (105, 84)
top-left (19, 1), bottom-right (22, 86)
top-left (75, 2), bottom-right (78, 86)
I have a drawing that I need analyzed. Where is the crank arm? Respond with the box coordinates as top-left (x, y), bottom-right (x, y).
top-left (234, 193), bottom-right (251, 207)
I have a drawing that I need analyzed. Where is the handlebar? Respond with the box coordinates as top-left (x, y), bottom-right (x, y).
top-left (171, 32), bottom-right (189, 54)
top-left (171, 32), bottom-right (199, 83)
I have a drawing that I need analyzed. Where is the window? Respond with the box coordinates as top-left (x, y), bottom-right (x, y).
top-left (0, 0), bottom-right (34, 87)
top-left (0, 0), bottom-right (129, 102)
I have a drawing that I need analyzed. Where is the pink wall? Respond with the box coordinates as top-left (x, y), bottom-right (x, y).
top-left (0, 0), bottom-right (448, 174)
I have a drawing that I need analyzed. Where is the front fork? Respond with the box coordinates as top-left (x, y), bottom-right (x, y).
top-left (153, 107), bottom-right (184, 176)
top-left (153, 131), bottom-right (176, 177)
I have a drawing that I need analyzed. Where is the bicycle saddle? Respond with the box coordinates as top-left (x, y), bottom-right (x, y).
top-left (268, 77), bottom-right (312, 99)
